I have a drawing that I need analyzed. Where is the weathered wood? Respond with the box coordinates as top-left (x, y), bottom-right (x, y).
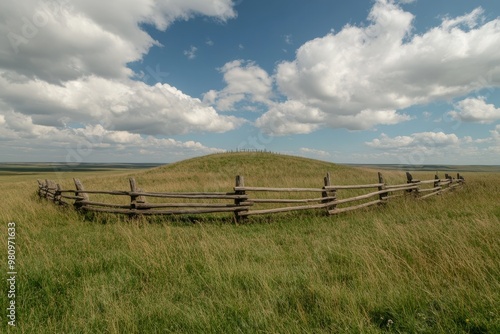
top-left (248, 196), bottom-right (337, 204)
top-left (138, 191), bottom-right (240, 196)
top-left (54, 184), bottom-right (62, 204)
top-left (74, 190), bottom-right (248, 199)
top-left (136, 188), bottom-right (146, 203)
top-left (136, 202), bottom-right (252, 209)
top-left (73, 178), bottom-right (89, 210)
top-left (382, 193), bottom-right (404, 200)
top-left (419, 190), bottom-right (442, 200)
top-left (440, 183), bottom-right (461, 192)
top-left (324, 183), bottom-right (384, 190)
top-left (385, 184), bottom-right (419, 191)
top-left (385, 183), bottom-right (418, 189)
top-left (41, 179), bottom-right (50, 198)
top-left (36, 170), bottom-right (466, 221)
top-left (322, 172), bottom-right (336, 211)
top-left (238, 202), bottom-right (334, 217)
top-left (58, 189), bottom-right (77, 193)
top-left (135, 192), bottom-right (248, 200)
top-left (322, 172), bottom-right (330, 201)
top-left (44, 193), bottom-right (56, 200)
top-left (329, 199), bottom-right (382, 215)
top-left (412, 179), bottom-right (440, 185)
top-left (80, 201), bottom-right (132, 209)
top-left (405, 172), bottom-right (420, 195)
top-left (66, 190), bottom-right (130, 195)
top-left (129, 178), bottom-right (139, 210)
top-left (82, 206), bottom-right (251, 215)
top-left (36, 179), bottom-right (45, 198)
top-left (45, 187), bottom-right (249, 199)
top-left (406, 172), bottom-right (421, 184)
top-left (234, 175), bottom-right (247, 222)
top-left (333, 189), bottom-right (389, 206)
top-left (47, 180), bottom-right (58, 203)
top-left (378, 172), bottom-right (388, 201)
top-left (39, 182), bottom-right (47, 198)
top-left (235, 186), bottom-right (325, 192)
top-left (45, 179), bottom-right (57, 189)
top-left (36, 179), bottom-right (44, 197)
top-left (434, 174), bottom-right (440, 188)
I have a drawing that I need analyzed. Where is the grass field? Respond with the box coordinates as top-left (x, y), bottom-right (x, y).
top-left (1, 153), bottom-right (499, 333)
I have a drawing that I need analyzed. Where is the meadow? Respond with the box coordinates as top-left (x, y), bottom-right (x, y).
top-left (1, 153), bottom-right (499, 333)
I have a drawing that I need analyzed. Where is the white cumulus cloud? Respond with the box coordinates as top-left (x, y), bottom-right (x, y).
top-left (0, 112), bottom-right (224, 162)
top-left (448, 97), bottom-right (500, 123)
top-left (366, 132), bottom-right (460, 150)
top-left (0, 0), bottom-right (236, 83)
top-left (0, 73), bottom-right (243, 135)
top-left (0, 0), bottom-right (241, 160)
top-left (256, 0), bottom-right (500, 135)
top-left (203, 60), bottom-right (273, 112)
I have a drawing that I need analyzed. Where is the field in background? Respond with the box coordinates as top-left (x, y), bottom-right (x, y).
top-left (1, 153), bottom-right (499, 333)
top-left (346, 163), bottom-right (500, 173)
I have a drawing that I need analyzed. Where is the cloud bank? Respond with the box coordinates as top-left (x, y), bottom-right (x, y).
top-left (0, 0), bottom-right (239, 160)
top-left (255, 0), bottom-right (500, 135)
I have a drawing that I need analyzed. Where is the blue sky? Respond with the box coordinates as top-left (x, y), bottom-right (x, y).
top-left (1, 0), bottom-right (500, 165)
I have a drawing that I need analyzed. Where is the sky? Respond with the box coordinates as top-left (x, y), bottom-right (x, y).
top-left (1, 0), bottom-right (500, 165)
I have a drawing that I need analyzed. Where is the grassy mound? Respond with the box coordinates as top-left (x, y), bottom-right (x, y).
top-left (66, 152), bottom-right (405, 193)
top-left (1, 153), bottom-right (499, 333)
top-left (71, 152), bottom-right (351, 191)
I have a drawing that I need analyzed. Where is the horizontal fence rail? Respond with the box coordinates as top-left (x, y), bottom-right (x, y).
top-left (36, 171), bottom-right (465, 222)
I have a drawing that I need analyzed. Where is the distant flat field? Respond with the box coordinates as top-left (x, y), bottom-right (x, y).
top-left (0, 162), bottom-right (164, 175)
top-left (344, 164), bottom-right (500, 173)
top-left (2, 162), bottom-right (499, 175)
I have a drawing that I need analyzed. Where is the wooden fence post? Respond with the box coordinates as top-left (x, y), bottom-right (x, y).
top-left (73, 179), bottom-right (89, 210)
top-left (39, 179), bottom-right (46, 198)
top-left (234, 175), bottom-right (247, 223)
top-left (377, 172), bottom-right (388, 201)
top-left (433, 174), bottom-right (440, 188)
top-left (322, 172), bottom-right (336, 212)
top-left (446, 174), bottom-right (454, 191)
top-left (54, 183), bottom-right (62, 205)
top-left (43, 179), bottom-right (50, 199)
top-left (406, 172), bottom-right (420, 195)
top-left (129, 178), bottom-right (146, 218)
top-left (36, 179), bottom-right (44, 198)
top-left (129, 178), bottom-right (138, 209)
top-left (44, 180), bottom-right (50, 198)
top-left (48, 180), bottom-right (56, 203)
top-left (406, 172), bottom-right (413, 194)
top-left (46, 179), bottom-right (57, 200)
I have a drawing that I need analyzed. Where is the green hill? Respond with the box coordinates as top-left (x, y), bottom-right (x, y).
top-left (73, 152), bottom-right (401, 194)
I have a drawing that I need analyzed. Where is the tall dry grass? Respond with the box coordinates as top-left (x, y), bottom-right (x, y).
top-left (1, 153), bottom-right (499, 333)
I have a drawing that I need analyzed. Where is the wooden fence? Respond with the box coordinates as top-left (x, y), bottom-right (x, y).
top-left (37, 172), bottom-right (465, 222)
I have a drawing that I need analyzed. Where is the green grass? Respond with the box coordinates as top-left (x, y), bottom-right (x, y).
top-left (1, 152), bottom-right (499, 333)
